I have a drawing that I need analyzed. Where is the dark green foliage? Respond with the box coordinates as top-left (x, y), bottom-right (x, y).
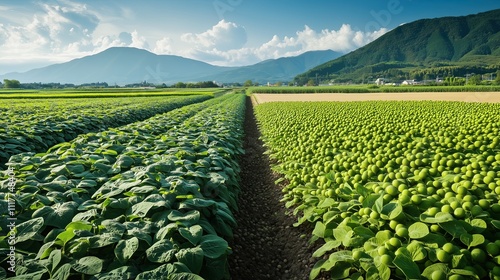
top-left (3, 79), bottom-right (21, 89)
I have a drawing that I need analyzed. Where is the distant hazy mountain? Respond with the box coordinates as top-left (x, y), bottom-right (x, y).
top-left (295, 9), bottom-right (500, 84)
top-left (0, 47), bottom-right (232, 85)
top-left (201, 50), bottom-right (342, 84)
top-left (0, 47), bottom-right (341, 85)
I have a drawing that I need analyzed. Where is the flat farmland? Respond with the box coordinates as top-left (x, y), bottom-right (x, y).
top-left (254, 92), bottom-right (500, 104)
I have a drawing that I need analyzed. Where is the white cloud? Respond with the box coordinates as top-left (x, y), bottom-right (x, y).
top-left (253, 24), bottom-right (388, 60)
top-left (154, 37), bottom-right (174, 54)
top-left (169, 23), bottom-right (388, 66)
top-left (181, 20), bottom-right (247, 51)
top-left (0, 2), bottom-right (388, 73)
top-left (0, 1), bottom-right (100, 66)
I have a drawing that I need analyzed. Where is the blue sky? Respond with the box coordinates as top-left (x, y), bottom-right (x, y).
top-left (0, 0), bottom-right (498, 74)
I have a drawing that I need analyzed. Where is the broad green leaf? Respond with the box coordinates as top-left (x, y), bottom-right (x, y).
top-left (169, 273), bottom-right (204, 280)
top-left (333, 226), bottom-right (353, 246)
top-left (72, 209), bottom-right (99, 223)
top-left (317, 198), bottom-right (336, 208)
top-left (20, 164), bottom-right (34, 171)
top-left (329, 261), bottom-right (352, 279)
top-left (420, 233), bottom-right (447, 249)
top-left (52, 263), bottom-right (71, 280)
top-left (451, 254), bottom-right (467, 269)
top-left (374, 230), bottom-right (392, 245)
top-left (168, 210), bottom-right (201, 226)
top-left (33, 202), bottom-right (79, 228)
top-left (373, 193), bottom-right (384, 213)
top-left (310, 259), bottom-right (329, 280)
top-left (408, 222), bottom-right (429, 239)
top-left (129, 201), bottom-right (156, 217)
top-left (56, 230), bottom-right (76, 245)
top-left (179, 225), bottom-right (203, 246)
top-left (36, 241), bottom-right (56, 259)
top-left (179, 198), bottom-right (216, 210)
top-left (114, 237), bottom-right (139, 263)
top-left (92, 266), bottom-right (138, 280)
top-left (200, 254), bottom-right (229, 280)
top-left (136, 263), bottom-right (190, 280)
top-left (362, 193), bottom-right (381, 208)
top-left (460, 233), bottom-right (485, 248)
top-left (199, 234), bottom-right (229, 259)
top-left (374, 263), bottom-right (391, 280)
top-left (68, 238), bottom-right (91, 259)
top-left (406, 241), bottom-right (427, 262)
top-left (393, 247), bottom-right (421, 280)
top-left (328, 250), bottom-right (354, 263)
top-left (422, 263), bottom-right (449, 279)
top-left (6, 270), bottom-right (46, 280)
top-left (175, 247), bottom-right (204, 274)
top-left (380, 202), bottom-right (402, 220)
top-left (14, 217), bottom-right (44, 243)
top-left (101, 220), bottom-right (126, 235)
top-left (89, 232), bottom-right (121, 248)
top-left (312, 221), bottom-right (326, 238)
top-left (353, 226), bottom-right (375, 240)
top-left (419, 212), bottom-right (454, 223)
top-left (48, 249), bottom-right (62, 272)
top-left (146, 239), bottom-right (177, 263)
top-left (71, 256), bottom-right (103, 275)
top-left (440, 221), bottom-right (467, 238)
top-left (312, 240), bottom-right (342, 258)
top-left (491, 220), bottom-right (500, 229)
top-left (449, 268), bottom-right (480, 278)
top-left (469, 219), bottom-right (487, 233)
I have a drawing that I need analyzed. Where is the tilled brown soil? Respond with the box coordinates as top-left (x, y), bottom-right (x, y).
top-left (229, 96), bottom-right (320, 280)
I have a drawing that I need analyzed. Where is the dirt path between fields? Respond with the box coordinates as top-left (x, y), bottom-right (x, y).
top-left (253, 92), bottom-right (500, 104)
top-left (229, 96), bottom-right (320, 280)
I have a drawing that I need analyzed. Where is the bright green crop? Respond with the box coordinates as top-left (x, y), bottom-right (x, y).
top-left (255, 101), bottom-right (500, 280)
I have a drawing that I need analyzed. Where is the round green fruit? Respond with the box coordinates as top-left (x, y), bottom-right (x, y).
top-left (431, 270), bottom-right (447, 280)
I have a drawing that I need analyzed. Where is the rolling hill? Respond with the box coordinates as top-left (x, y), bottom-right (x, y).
top-left (0, 47), bottom-right (341, 85)
top-left (295, 9), bottom-right (500, 84)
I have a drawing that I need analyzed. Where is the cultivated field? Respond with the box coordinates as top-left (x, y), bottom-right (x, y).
top-left (2, 88), bottom-right (500, 280)
top-left (254, 98), bottom-right (500, 279)
top-left (0, 92), bottom-right (246, 279)
top-left (254, 92), bottom-right (500, 104)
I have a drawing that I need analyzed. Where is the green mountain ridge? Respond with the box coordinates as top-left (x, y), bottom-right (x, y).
top-left (295, 9), bottom-right (500, 84)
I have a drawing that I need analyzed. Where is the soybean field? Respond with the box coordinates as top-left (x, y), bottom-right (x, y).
top-left (0, 92), bottom-right (245, 279)
top-left (255, 100), bottom-right (500, 279)
top-left (3, 90), bottom-right (500, 280)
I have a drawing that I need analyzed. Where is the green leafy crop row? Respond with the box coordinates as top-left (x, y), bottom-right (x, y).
top-left (255, 101), bottom-right (500, 279)
top-left (0, 93), bottom-right (245, 279)
top-left (0, 95), bottom-right (211, 167)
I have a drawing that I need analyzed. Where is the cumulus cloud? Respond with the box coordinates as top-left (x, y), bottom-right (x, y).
top-left (181, 20), bottom-right (247, 51)
top-left (0, 1), bottom-right (100, 65)
top-left (0, 2), bottom-right (388, 73)
top-left (252, 24), bottom-right (388, 61)
top-left (173, 23), bottom-right (388, 66)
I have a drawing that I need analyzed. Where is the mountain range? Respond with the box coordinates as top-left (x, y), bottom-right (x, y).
top-left (0, 47), bottom-right (341, 85)
top-left (295, 9), bottom-right (500, 84)
top-left (2, 9), bottom-right (499, 86)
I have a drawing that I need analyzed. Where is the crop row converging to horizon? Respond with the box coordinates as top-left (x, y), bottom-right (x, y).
top-left (1, 93), bottom-right (245, 279)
